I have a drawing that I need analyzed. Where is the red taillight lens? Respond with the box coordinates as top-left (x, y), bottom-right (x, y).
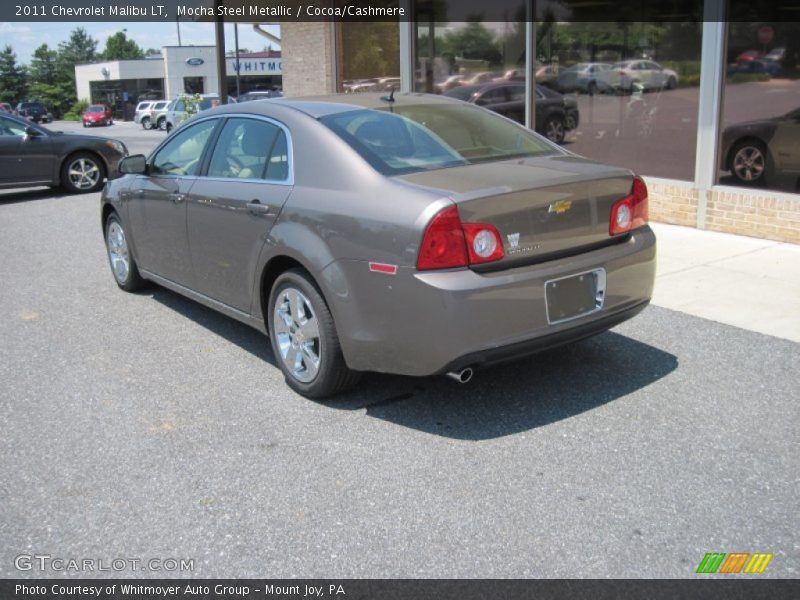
top-left (462, 223), bottom-right (505, 264)
top-left (417, 206), bottom-right (505, 270)
top-left (417, 206), bottom-right (468, 270)
top-left (610, 176), bottom-right (648, 236)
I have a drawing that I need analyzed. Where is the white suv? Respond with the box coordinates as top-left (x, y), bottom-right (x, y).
top-left (133, 101), bottom-right (153, 124)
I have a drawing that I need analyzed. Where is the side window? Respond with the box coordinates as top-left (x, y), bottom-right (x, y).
top-left (521, 87), bottom-right (535, 101)
top-left (265, 130), bottom-right (289, 181)
top-left (0, 116), bottom-right (27, 136)
top-left (151, 119), bottom-right (218, 176)
top-left (174, 100), bottom-right (185, 112)
top-left (207, 118), bottom-right (279, 179)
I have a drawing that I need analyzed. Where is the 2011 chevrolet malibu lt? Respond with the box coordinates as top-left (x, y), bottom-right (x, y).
top-left (102, 93), bottom-right (656, 398)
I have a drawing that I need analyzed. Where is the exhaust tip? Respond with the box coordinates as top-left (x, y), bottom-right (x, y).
top-left (446, 367), bottom-right (473, 384)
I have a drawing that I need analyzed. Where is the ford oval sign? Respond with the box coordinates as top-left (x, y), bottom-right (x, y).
top-left (186, 57), bottom-right (204, 66)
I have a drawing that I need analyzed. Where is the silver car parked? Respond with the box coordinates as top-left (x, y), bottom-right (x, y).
top-left (103, 93), bottom-right (655, 398)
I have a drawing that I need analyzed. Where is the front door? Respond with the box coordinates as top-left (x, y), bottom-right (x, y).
top-left (187, 116), bottom-right (293, 312)
top-left (0, 116), bottom-right (54, 185)
top-left (127, 118), bottom-right (219, 286)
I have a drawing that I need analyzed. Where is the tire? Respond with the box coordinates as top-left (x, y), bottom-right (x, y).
top-left (666, 76), bottom-right (677, 90)
top-left (82, 122), bottom-right (87, 128)
top-left (141, 116), bottom-right (151, 130)
top-left (157, 118), bottom-right (166, 131)
top-left (165, 122), bottom-right (173, 133)
top-left (104, 213), bottom-right (148, 292)
top-left (61, 152), bottom-right (105, 194)
top-left (729, 139), bottom-right (768, 185)
top-left (543, 116), bottom-right (566, 144)
top-left (268, 268), bottom-right (360, 399)
top-left (587, 81), bottom-right (597, 95)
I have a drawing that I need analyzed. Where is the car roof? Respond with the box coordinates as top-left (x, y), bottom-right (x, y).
top-left (270, 92), bottom-right (460, 118)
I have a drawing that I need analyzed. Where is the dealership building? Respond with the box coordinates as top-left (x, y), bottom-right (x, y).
top-left (74, 45), bottom-right (282, 105)
top-left (73, 0), bottom-right (799, 244)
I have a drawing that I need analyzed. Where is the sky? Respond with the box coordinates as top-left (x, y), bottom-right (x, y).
top-left (0, 22), bottom-right (281, 65)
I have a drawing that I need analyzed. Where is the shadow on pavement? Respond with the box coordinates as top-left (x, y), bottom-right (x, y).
top-left (329, 329), bottom-right (677, 439)
top-left (150, 286), bottom-right (677, 440)
top-left (0, 187), bottom-right (68, 204)
top-left (149, 287), bottom-right (277, 368)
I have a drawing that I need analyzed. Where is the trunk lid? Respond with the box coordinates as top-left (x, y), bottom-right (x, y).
top-left (396, 155), bottom-right (634, 269)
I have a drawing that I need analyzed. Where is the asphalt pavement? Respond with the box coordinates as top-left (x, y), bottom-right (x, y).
top-left (0, 115), bottom-right (798, 579)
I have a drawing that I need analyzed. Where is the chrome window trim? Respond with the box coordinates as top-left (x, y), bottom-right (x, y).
top-left (147, 116), bottom-right (222, 180)
top-left (146, 113), bottom-right (295, 186)
top-left (201, 113), bottom-right (295, 186)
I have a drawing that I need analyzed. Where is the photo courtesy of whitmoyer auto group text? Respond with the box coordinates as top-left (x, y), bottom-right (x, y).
top-left (0, 0), bottom-right (798, 598)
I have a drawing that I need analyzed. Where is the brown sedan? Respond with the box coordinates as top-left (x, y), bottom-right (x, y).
top-left (103, 93), bottom-right (655, 398)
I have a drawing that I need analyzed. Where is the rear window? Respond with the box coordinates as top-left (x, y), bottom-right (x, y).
top-left (21, 103), bottom-right (44, 110)
top-left (320, 104), bottom-right (555, 176)
top-left (87, 105), bottom-right (104, 112)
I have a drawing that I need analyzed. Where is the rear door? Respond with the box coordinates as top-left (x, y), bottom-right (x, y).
top-left (127, 117), bottom-right (220, 286)
top-left (186, 115), bottom-right (293, 312)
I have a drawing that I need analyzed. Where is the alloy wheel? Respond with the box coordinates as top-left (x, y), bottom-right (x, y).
top-left (67, 157), bottom-right (101, 190)
top-left (546, 119), bottom-right (564, 143)
top-left (733, 146), bottom-right (765, 182)
top-left (106, 221), bottom-right (130, 284)
top-left (273, 287), bottom-right (321, 383)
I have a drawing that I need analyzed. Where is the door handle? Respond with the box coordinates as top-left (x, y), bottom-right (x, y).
top-left (247, 199), bottom-right (271, 216)
top-left (170, 193), bottom-right (186, 203)
top-left (134, 189), bottom-right (145, 198)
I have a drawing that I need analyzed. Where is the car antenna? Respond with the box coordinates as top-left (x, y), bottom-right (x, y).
top-left (380, 87), bottom-right (396, 104)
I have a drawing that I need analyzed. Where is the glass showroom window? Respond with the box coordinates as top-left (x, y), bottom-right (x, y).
top-left (718, 3), bottom-right (800, 193)
top-left (338, 22), bottom-right (400, 93)
top-left (534, 1), bottom-right (704, 180)
top-left (412, 0), bottom-right (528, 126)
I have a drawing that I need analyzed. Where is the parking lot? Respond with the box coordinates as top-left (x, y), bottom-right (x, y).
top-left (0, 120), bottom-right (798, 578)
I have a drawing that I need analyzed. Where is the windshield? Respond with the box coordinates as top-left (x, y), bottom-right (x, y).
top-left (87, 106), bottom-right (104, 112)
top-left (320, 104), bottom-right (557, 176)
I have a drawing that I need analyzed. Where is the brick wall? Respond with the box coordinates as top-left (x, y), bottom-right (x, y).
top-left (280, 23), bottom-right (335, 97)
top-left (644, 178), bottom-right (698, 228)
top-left (706, 188), bottom-right (800, 244)
top-left (643, 177), bottom-right (800, 244)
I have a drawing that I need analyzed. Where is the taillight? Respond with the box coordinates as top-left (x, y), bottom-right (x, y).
top-left (609, 176), bottom-right (648, 236)
top-left (462, 223), bottom-right (504, 264)
top-left (417, 205), bottom-right (505, 270)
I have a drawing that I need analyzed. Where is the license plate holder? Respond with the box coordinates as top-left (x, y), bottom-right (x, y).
top-left (545, 268), bottom-right (606, 325)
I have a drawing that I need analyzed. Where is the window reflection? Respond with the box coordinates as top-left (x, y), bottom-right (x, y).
top-left (535, 20), bottom-right (702, 180)
top-left (338, 22), bottom-right (400, 93)
top-left (719, 11), bottom-right (800, 193)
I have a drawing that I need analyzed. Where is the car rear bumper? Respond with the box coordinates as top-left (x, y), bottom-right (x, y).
top-left (323, 226), bottom-right (656, 376)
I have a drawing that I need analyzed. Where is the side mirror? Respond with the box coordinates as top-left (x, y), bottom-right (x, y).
top-left (119, 154), bottom-right (147, 175)
top-left (24, 126), bottom-right (41, 137)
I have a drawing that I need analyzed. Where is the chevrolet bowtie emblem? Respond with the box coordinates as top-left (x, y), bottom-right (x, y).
top-left (549, 200), bottom-right (573, 214)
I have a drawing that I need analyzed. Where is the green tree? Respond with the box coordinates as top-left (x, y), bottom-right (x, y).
top-left (29, 44), bottom-right (59, 85)
top-left (101, 31), bottom-right (144, 60)
top-left (0, 45), bottom-right (27, 104)
top-left (340, 22), bottom-right (399, 81)
top-left (57, 28), bottom-right (97, 88)
top-left (52, 28), bottom-right (97, 109)
top-left (27, 43), bottom-right (76, 118)
top-left (442, 21), bottom-right (501, 65)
